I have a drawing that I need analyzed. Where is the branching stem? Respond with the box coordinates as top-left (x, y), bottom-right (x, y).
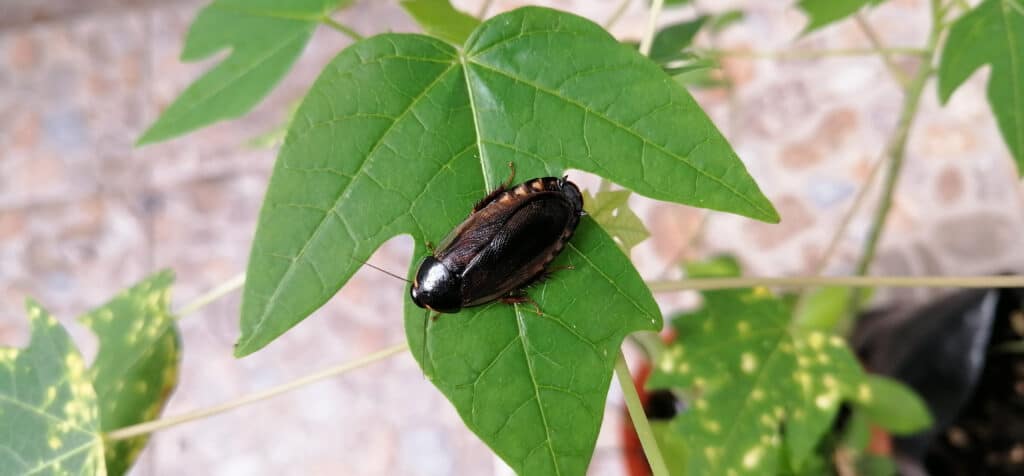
top-left (176, 273), bottom-right (246, 318)
top-left (648, 275), bottom-right (1024, 293)
top-left (703, 46), bottom-right (927, 60)
top-left (638, 0), bottom-right (664, 57)
top-left (105, 343), bottom-right (408, 441)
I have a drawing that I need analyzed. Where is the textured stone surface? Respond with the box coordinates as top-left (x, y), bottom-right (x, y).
top-left (2, 0), bottom-right (1023, 474)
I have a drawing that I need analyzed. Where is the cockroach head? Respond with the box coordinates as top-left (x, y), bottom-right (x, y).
top-left (410, 256), bottom-right (463, 313)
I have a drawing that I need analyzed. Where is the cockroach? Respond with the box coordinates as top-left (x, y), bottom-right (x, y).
top-left (410, 164), bottom-right (585, 314)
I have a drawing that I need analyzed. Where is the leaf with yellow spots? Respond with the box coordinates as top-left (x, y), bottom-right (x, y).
top-left (79, 270), bottom-right (181, 476)
top-left (648, 288), bottom-right (866, 475)
top-left (582, 189), bottom-right (651, 255)
top-left (0, 300), bottom-right (106, 475)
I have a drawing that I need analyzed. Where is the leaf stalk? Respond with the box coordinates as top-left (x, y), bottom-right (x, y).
top-left (616, 353), bottom-right (670, 476)
top-left (648, 275), bottom-right (1024, 293)
top-left (104, 342), bottom-right (408, 441)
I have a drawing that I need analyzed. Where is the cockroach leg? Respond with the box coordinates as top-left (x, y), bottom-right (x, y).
top-left (501, 293), bottom-right (543, 316)
top-left (471, 162), bottom-right (518, 213)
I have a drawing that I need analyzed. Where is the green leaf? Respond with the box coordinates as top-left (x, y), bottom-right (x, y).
top-left (137, 0), bottom-right (349, 145)
top-left (79, 271), bottom-right (181, 475)
top-left (648, 288), bottom-right (865, 475)
top-left (938, 0), bottom-right (1024, 175)
top-left (237, 6), bottom-right (776, 355)
top-left (0, 301), bottom-right (105, 475)
top-left (400, 0), bottom-right (480, 45)
top-left (237, 7), bottom-right (777, 472)
top-left (405, 219), bottom-right (660, 475)
top-left (649, 16), bottom-right (708, 64)
top-left (581, 189), bottom-right (651, 254)
top-left (854, 374), bottom-right (932, 435)
top-left (797, 0), bottom-right (884, 33)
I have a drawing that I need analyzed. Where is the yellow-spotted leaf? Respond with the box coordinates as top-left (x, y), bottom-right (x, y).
top-left (79, 271), bottom-right (181, 475)
top-left (0, 301), bottom-right (105, 475)
top-left (649, 288), bottom-right (866, 475)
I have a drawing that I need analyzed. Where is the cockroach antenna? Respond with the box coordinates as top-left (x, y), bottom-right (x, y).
top-left (360, 260), bottom-right (411, 284)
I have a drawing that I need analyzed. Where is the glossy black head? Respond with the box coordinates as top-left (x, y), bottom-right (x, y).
top-left (410, 256), bottom-right (463, 313)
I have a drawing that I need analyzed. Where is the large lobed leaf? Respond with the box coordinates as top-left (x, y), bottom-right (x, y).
top-left (0, 301), bottom-right (106, 475)
top-left (648, 287), bottom-right (866, 475)
top-left (797, 0), bottom-right (884, 33)
top-left (237, 5), bottom-right (776, 355)
top-left (79, 271), bottom-right (181, 475)
top-left (938, 0), bottom-right (1024, 175)
top-left (236, 6), bottom-right (777, 474)
top-left (137, 0), bottom-right (349, 144)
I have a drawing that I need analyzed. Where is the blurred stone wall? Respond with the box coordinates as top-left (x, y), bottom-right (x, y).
top-left (1, 0), bottom-right (1021, 474)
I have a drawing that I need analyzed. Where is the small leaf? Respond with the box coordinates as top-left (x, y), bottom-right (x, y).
top-left (400, 0), bottom-right (480, 45)
top-left (0, 301), bottom-right (105, 475)
top-left (649, 16), bottom-right (708, 64)
top-left (648, 288), bottom-right (865, 475)
top-left (405, 219), bottom-right (661, 475)
top-left (137, 0), bottom-right (350, 144)
top-left (938, 0), bottom-right (1024, 175)
top-left (854, 374), bottom-right (933, 435)
top-left (582, 189), bottom-right (651, 254)
top-left (797, 0), bottom-right (884, 33)
top-left (79, 271), bottom-right (181, 475)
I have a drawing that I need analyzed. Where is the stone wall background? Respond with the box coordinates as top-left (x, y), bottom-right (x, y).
top-left (1, 0), bottom-right (1021, 474)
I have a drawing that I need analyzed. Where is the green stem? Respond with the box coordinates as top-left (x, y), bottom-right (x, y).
top-left (847, 0), bottom-right (943, 317)
top-left (648, 275), bottom-right (1024, 293)
top-left (320, 16), bottom-right (363, 41)
top-left (638, 0), bottom-right (665, 57)
top-left (702, 46), bottom-right (928, 60)
top-left (105, 342), bottom-right (409, 441)
top-left (853, 13), bottom-right (910, 87)
top-left (176, 272), bottom-right (245, 318)
top-left (616, 352), bottom-right (669, 476)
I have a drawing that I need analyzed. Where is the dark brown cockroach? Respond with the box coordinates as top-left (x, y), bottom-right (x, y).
top-left (409, 165), bottom-right (585, 314)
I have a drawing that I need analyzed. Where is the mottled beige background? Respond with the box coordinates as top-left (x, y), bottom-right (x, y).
top-left (1, 0), bottom-right (1021, 474)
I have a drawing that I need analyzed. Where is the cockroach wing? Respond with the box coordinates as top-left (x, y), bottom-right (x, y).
top-left (461, 194), bottom-right (579, 307)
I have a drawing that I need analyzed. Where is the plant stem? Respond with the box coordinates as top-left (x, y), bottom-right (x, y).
top-left (616, 352), bottom-right (669, 476)
top-left (638, 0), bottom-right (665, 57)
top-left (320, 16), bottom-right (363, 41)
top-left (846, 0), bottom-right (943, 317)
top-left (604, 0), bottom-right (633, 30)
top-left (853, 13), bottom-right (909, 87)
top-left (175, 272), bottom-right (246, 318)
top-left (105, 342), bottom-right (408, 441)
top-left (702, 47), bottom-right (928, 60)
top-left (647, 275), bottom-right (1024, 293)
